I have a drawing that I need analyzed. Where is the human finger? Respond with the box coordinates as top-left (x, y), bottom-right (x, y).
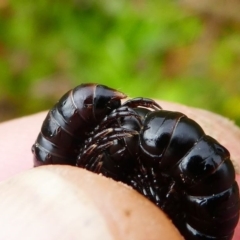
top-left (0, 165), bottom-right (183, 240)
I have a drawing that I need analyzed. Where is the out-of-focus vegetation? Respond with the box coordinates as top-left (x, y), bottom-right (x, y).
top-left (0, 0), bottom-right (240, 125)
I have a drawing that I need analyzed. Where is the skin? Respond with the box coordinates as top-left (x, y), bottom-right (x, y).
top-left (0, 100), bottom-right (239, 239)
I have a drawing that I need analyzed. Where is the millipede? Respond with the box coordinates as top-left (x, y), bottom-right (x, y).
top-left (32, 83), bottom-right (240, 240)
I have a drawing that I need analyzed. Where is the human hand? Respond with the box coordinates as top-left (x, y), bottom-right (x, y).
top-left (0, 100), bottom-right (239, 239)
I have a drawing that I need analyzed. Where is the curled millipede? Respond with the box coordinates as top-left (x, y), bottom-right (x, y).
top-left (32, 84), bottom-right (240, 240)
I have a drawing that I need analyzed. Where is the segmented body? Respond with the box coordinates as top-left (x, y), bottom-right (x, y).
top-left (32, 84), bottom-right (240, 240)
top-left (78, 107), bottom-right (240, 240)
top-left (32, 83), bottom-right (129, 166)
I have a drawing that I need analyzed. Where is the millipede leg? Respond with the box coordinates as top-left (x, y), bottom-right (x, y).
top-left (122, 97), bottom-right (162, 110)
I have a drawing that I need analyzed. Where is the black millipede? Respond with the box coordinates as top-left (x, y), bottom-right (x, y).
top-left (32, 83), bottom-right (240, 240)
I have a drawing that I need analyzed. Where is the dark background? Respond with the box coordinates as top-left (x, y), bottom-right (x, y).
top-left (0, 0), bottom-right (240, 126)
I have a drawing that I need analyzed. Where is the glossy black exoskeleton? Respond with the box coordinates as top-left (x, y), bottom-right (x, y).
top-left (78, 106), bottom-right (240, 240)
top-left (32, 84), bottom-right (239, 240)
top-left (32, 83), bottom-right (136, 166)
top-left (32, 83), bottom-right (160, 167)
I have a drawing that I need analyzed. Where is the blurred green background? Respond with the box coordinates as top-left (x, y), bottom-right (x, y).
top-left (0, 0), bottom-right (240, 125)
